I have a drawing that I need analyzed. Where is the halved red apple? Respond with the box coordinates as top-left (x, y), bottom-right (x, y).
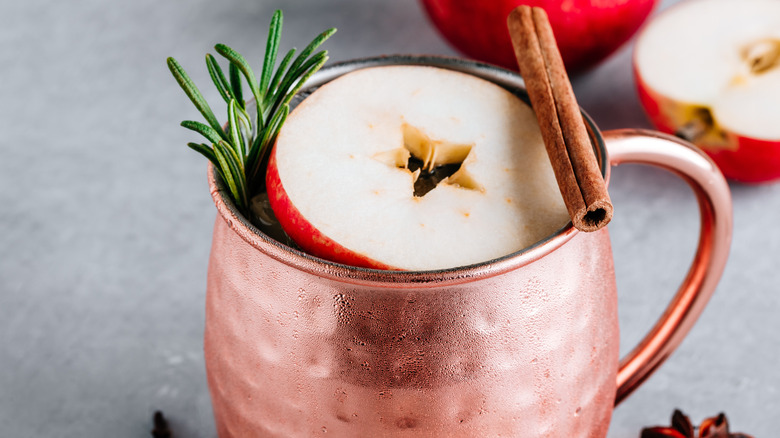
top-left (634, 0), bottom-right (780, 182)
top-left (266, 65), bottom-right (569, 270)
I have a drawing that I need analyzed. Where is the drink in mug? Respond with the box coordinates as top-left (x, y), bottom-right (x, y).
top-left (203, 56), bottom-right (732, 437)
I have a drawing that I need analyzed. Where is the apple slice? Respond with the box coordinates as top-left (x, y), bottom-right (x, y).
top-left (634, 0), bottom-right (780, 182)
top-left (266, 65), bottom-right (569, 270)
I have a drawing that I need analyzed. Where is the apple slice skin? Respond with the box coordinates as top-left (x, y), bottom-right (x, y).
top-left (636, 71), bottom-right (780, 183)
top-left (420, 0), bottom-right (658, 72)
top-left (265, 145), bottom-right (398, 270)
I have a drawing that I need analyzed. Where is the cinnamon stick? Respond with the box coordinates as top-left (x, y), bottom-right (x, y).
top-left (507, 6), bottom-right (612, 232)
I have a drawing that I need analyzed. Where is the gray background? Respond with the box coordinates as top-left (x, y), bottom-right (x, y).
top-left (1, 0), bottom-right (777, 436)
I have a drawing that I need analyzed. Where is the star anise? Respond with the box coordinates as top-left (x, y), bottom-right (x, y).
top-left (641, 409), bottom-right (753, 438)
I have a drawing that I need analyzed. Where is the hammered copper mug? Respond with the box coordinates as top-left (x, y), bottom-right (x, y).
top-left (203, 56), bottom-right (732, 437)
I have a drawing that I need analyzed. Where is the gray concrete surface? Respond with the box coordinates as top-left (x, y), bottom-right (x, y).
top-left (1, 0), bottom-right (777, 436)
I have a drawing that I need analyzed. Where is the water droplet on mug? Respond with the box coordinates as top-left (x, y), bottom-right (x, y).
top-left (321, 426), bottom-right (327, 433)
top-left (574, 407), bottom-right (582, 417)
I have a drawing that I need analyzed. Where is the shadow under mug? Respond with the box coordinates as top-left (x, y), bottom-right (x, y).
top-left (203, 56), bottom-right (733, 437)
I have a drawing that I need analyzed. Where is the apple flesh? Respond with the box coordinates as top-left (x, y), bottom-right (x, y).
top-left (266, 65), bottom-right (570, 270)
top-left (634, 0), bottom-right (780, 183)
top-left (420, 0), bottom-right (658, 73)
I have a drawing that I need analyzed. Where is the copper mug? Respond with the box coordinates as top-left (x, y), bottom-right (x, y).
top-left (203, 56), bottom-right (732, 437)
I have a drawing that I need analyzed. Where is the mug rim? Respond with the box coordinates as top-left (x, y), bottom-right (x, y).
top-left (208, 54), bottom-right (611, 287)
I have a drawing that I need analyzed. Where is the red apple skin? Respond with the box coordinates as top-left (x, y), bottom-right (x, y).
top-left (420, 0), bottom-right (658, 73)
top-left (635, 70), bottom-right (780, 183)
top-left (265, 145), bottom-right (398, 270)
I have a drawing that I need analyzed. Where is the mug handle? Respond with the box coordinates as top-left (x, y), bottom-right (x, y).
top-left (603, 129), bottom-right (733, 405)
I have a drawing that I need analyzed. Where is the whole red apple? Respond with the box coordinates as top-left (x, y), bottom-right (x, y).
top-left (420, 0), bottom-right (658, 73)
top-left (634, 0), bottom-right (780, 183)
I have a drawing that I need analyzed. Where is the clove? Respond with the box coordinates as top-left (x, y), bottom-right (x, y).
top-left (151, 411), bottom-right (172, 438)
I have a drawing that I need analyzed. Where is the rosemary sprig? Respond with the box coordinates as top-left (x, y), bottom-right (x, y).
top-left (167, 10), bottom-right (335, 215)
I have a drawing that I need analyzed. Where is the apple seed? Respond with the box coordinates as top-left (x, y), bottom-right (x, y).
top-left (743, 38), bottom-right (780, 75)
